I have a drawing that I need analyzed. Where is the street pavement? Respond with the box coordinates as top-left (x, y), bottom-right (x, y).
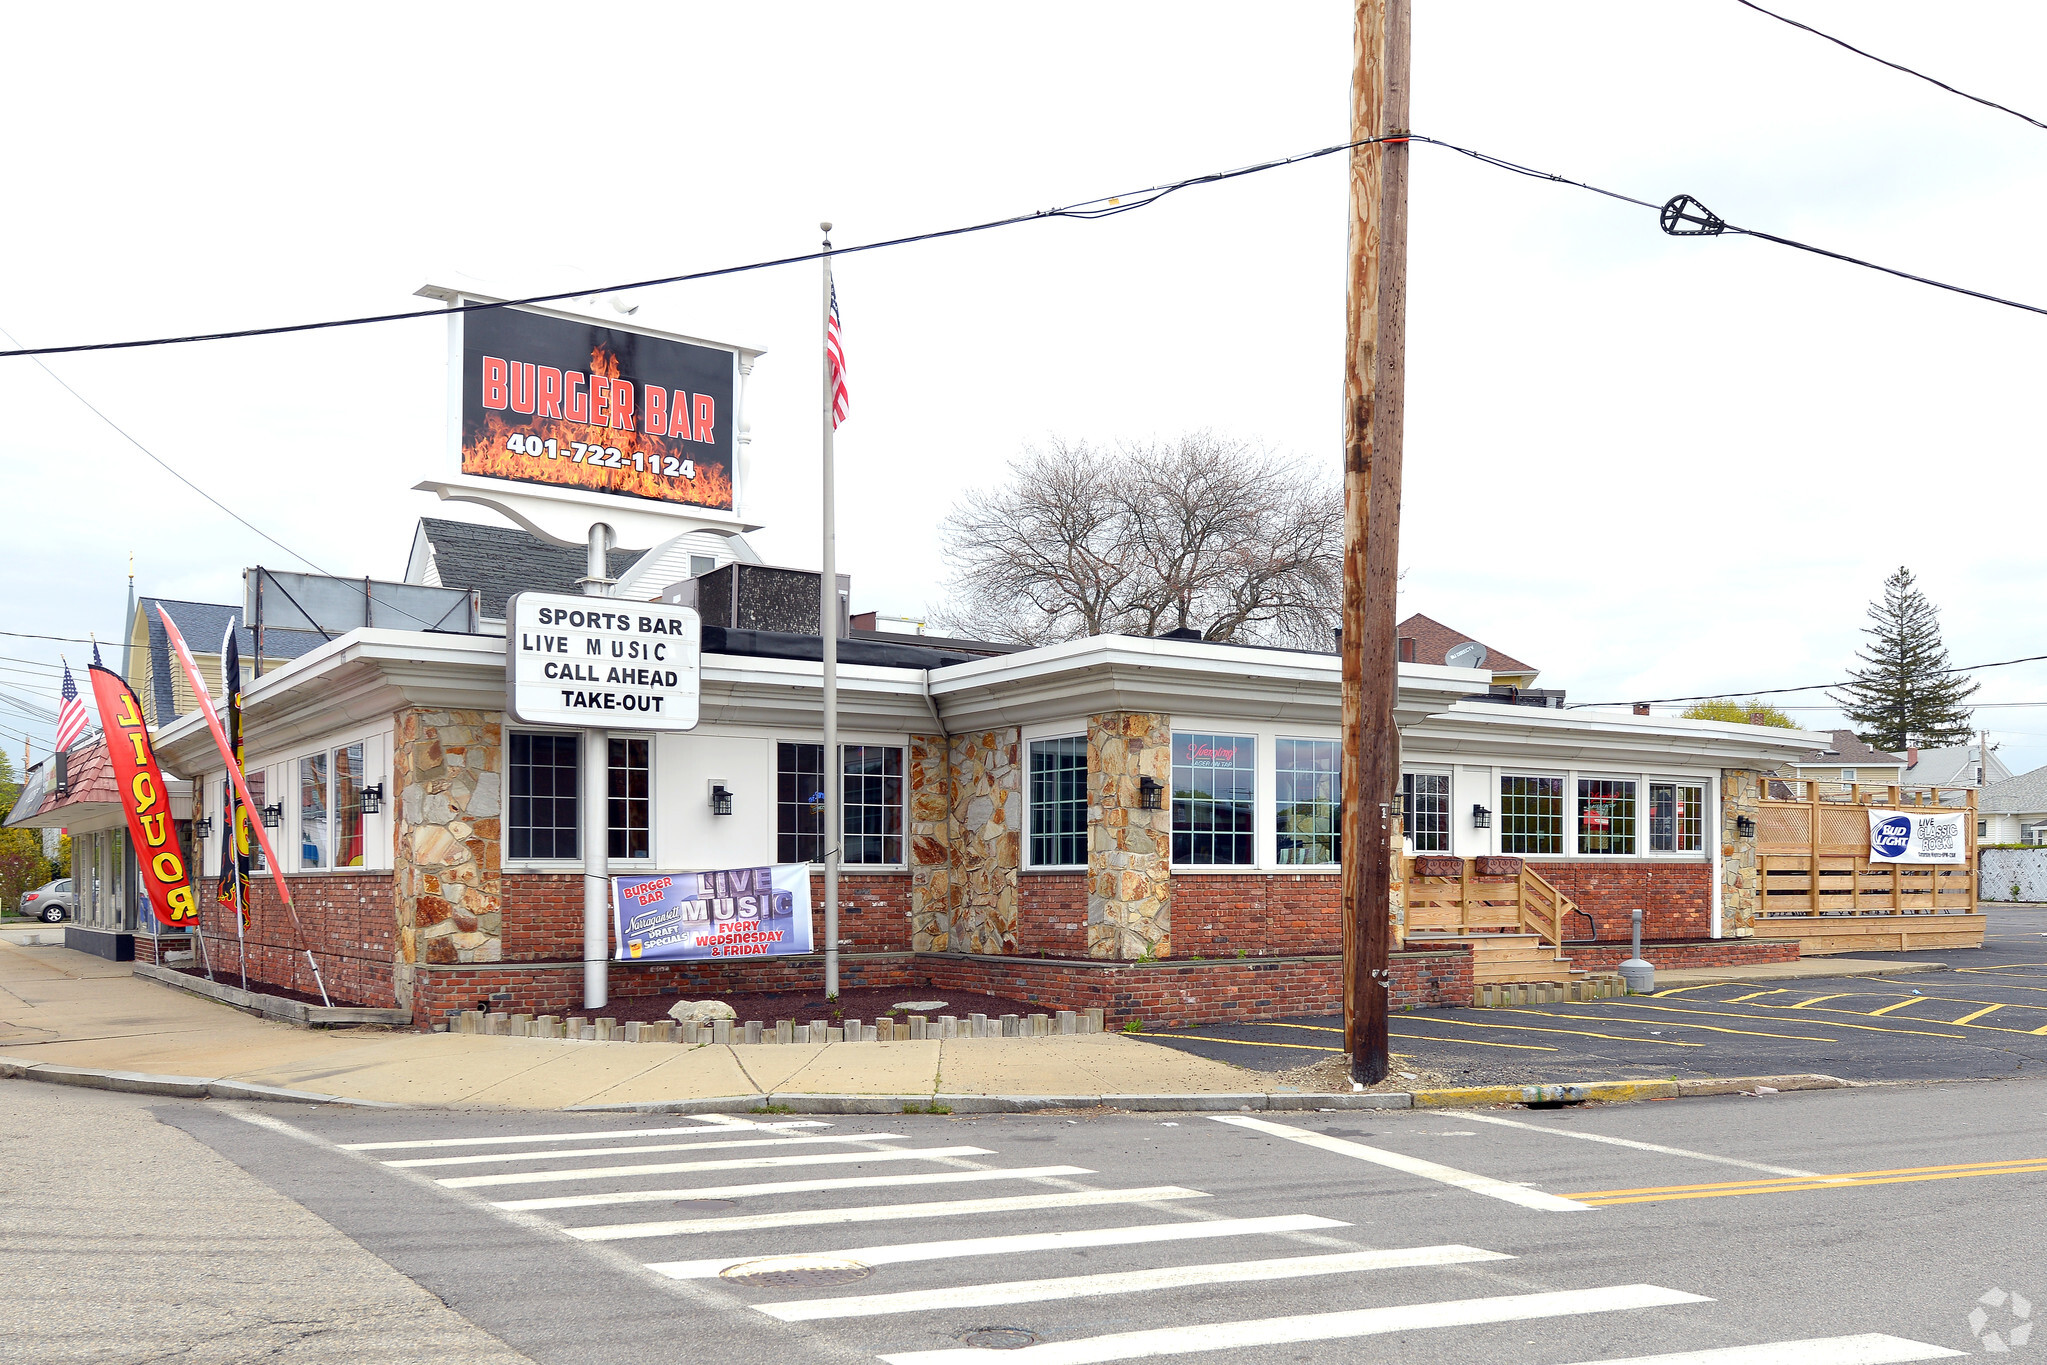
top-left (19, 1074), bottom-right (2041, 1363)
top-left (1138, 906), bottom-right (2047, 1086)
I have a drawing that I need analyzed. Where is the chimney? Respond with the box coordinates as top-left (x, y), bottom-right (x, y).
top-left (1398, 636), bottom-right (1416, 663)
top-left (1907, 745), bottom-right (1918, 768)
top-left (1632, 703), bottom-right (1650, 716)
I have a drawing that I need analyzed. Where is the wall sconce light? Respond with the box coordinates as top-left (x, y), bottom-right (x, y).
top-left (1138, 776), bottom-right (1163, 810)
top-left (1471, 804), bottom-right (1492, 829)
top-left (259, 803), bottom-right (283, 829)
top-left (191, 816), bottom-right (215, 841)
top-left (360, 782), bottom-right (384, 815)
top-left (1736, 814), bottom-right (1757, 838)
top-left (709, 782), bottom-right (734, 816)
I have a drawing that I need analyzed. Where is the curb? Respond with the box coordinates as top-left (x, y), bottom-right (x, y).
top-left (0, 1056), bottom-right (405, 1107)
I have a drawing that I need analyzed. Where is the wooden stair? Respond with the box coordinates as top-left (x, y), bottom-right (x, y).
top-left (1406, 931), bottom-right (1627, 1006)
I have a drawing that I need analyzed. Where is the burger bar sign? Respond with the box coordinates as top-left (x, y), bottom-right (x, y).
top-left (507, 591), bottom-right (701, 731)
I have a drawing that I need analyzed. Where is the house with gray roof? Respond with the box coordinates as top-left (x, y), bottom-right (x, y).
top-left (122, 597), bottom-right (326, 727)
top-left (405, 516), bottom-right (760, 618)
top-left (1792, 730), bottom-right (1907, 789)
top-left (1982, 765), bottom-right (2047, 844)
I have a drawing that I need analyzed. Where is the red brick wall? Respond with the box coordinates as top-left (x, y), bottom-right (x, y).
top-left (1563, 938), bottom-right (1799, 971)
top-left (1168, 873), bottom-right (1342, 956)
top-left (195, 873), bottom-right (397, 1008)
top-left (1535, 861), bottom-right (1713, 942)
top-left (1015, 873), bottom-right (1088, 956)
top-left (499, 870), bottom-right (914, 962)
top-left (412, 954), bottom-right (924, 1025)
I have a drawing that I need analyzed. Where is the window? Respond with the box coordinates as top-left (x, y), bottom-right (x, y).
top-left (776, 742), bottom-right (906, 865)
top-left (333, 742), bottom-right (366, 868)
top-left (608, 737), bottom-right (651, 859)
top-left (690, 554), bottom-right (716, 577)
top-left (298, 753), bottom-right (327, 869)
top-left (224, 773), bottom-right (267, 872)
top-left (508, 733), bottom-right (580, 859)
top-left (1499, 774), bottom-right (1563, 854)
top-left (1649, 782), bottom-right (1704, 852)
top-left (1029, 736), bottom-right (1089, 867)
top-left (1278, 739), bottom-right (1342, 865)
top-left (1401, 771), bottom-right (1450, 854)
top-left (1578, 778), bottom-right (1637, 854)
top-left (1840, 768), bottom-right (1858, 783)
top-left (246, 771), bottom-right (265, 871)
top-left (1172, 731), bottom-right (1256, 866)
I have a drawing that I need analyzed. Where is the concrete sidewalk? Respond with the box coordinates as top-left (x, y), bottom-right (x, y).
top-left (0, 938), bottom-right (1266, 1109)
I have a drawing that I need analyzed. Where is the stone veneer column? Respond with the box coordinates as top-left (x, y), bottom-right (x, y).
top-left (392, 708), bottom-right (504, 1008)
top-left (939, 729), bottom-right (1021, 955)
top-left (908, 734), bottom-right (953, 951)
top-left (1719, 768), bottom-right (1762, 938)
top-left (1087, 712), bottom-right (1172, 960)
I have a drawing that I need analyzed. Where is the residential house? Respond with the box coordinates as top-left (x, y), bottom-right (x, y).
top-left (1981, 766), bottom-right (2047, 844)
top-left (1791, 730), bottom-right (1908, 791)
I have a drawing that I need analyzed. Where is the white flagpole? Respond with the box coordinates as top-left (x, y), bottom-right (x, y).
top-left (820, 221), bottom-right (840, 999)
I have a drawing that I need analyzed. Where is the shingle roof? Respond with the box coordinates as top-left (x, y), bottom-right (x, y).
top-left (418, 517), bottom-right (637, 618)
top-left (4, 734), bottom-right (118, 824)
top-left (1981, 764), bottom-right (2047, 815)
top-left (141, 597), bottom-right (326, 725)
top-left (1802, 730), bottom-right (1907, 766)
top-left (1396, 613), bottom-right (1536, 676)
top-left (1904, 742), bottom-right (2011, 788)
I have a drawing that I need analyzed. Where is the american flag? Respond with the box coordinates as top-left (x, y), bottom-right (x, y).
top-left (54, 663), bottom-right (88, 753)
top-left (826, 280), bottom-right (849, 428)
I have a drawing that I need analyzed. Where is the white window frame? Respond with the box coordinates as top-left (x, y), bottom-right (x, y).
top-left (1399, 766), bottom-right (1453, 856)
top-left (1272, 736), bottom-right (1344, 867)
top-left (1025, 730), bottom-right (1090, 871)
top-left (606, 733), bottom-right (656, 865)
top-left (1574, 772), bottom-right (1641, 857)
top-left (1167, 725), bottom-right (1260, 871)
top-left (504, 727), bottom-right (584, 866)
top-left (772, 738), bottom-right (911, 871)
top-left (275, 728), bottom-right (388, 874)
top-left (1497, 770), bottom-right (1569, 856)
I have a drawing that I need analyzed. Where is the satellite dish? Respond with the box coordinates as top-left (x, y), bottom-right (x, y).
top-left (1445, 641), bottom-right (1489, 669)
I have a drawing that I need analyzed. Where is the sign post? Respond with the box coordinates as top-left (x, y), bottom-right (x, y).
top-left (507, 585), bottom-right (702, 1010)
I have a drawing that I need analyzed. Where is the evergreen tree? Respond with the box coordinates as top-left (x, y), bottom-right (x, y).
top-left (1830, 566), bottom-right (1977, 751)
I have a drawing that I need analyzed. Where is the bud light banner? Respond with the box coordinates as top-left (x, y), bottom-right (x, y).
top-left (1867, 809), bottom-right (1969, 865)
top-left (611, 864), bottom-right (813, 961)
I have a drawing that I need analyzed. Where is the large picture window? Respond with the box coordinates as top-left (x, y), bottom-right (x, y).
top-left (1649, 782), bottom-right (1704, 853)
top-left (1276, 738), bottom-right (1340, 865)
top-left (1402, 771), bottom-right (1450, 854)
top-left (1578, 777), bottom-right (1637, 855)
top-left (1172, 731), bottom-right (1256, 866)
top-left (608, 737), bottom-right (651, 860)
top-left (1499, 774), bottom-right (1564, 854)
top-left (298, 753), bottom-right (327, 869)
top-left (1029, 736), bottom-right (1088, 867)
top-left (776, 742), bottom-right (906, 866)
top-left (508, 732), bottom-right (580, 860)
top-left (294, 743), bottom-right (368, 870)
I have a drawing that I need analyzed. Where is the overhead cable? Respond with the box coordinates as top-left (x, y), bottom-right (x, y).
top-left (1571, 650), bottom-right (2047, 710)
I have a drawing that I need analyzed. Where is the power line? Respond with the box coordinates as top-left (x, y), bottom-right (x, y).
top-left (1571, 650), bottom-right (2047, 709)
top-left (1733, 0), bottom-right (2047, 132)
top-left (0, 628), bottom-right (119, 646)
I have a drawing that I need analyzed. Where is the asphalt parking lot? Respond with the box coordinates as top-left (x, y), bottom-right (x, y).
top-left (1135, 906), bottom-right (2047, 1085)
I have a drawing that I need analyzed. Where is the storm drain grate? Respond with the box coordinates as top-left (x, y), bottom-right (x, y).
top-left (720, 1257), bottom-right (873, 1288)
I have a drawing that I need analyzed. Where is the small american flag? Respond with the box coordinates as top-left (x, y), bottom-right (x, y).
top-left (54, 663), bottom-right (88, 753)
top-left (826, 280), bottom-right (849, 428)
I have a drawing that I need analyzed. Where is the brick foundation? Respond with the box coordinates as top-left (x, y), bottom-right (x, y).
top-left (1015, 874), bottom-right (1088, 956)
top-left (1532, 861), bottom-right (1713, 942)
top-left (194, 873), bottom-right (398, 1008)
top-left (1562, 937), bottom-right (1799, 972)
top-left (1167, 873), bottom-right (1343, 956)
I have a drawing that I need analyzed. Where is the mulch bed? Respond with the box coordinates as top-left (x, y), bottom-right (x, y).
top-left (168, 964), bottom-right (364, 1010)
top-left (602, 985), bottom-right (1062, 1027)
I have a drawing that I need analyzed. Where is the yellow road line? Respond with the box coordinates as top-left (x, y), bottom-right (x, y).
top-left (1726, 990), bottom-right (1788, 1003)
top-left (1240, 1022), bottom-right (1343, 1034)
top-left (1570, 1155), bottom-right (2047, 1199)
top-left (1602, 999), bottom-right (1965, 1041)
top-left (1952, 1004), bottom-right (2005, 1025)
top-left (1396, 1013), bottom-right (1701, 1047)
top-left (1866, 998), bottom-right (1922, 1016)
top-left (1650, 984), bottom-right (1716, 997)
top-left (1389, 1033), bottom-right (1556, 1052)
top-left (1733, 998), bottom-right (2032, 1037)
top-left (1787, 994), bottom-right (1848, 1009)
top-left (1131, 1033), bottom-right (1339, 1052)
top-left (1574, 1161), bottom-right (2047, 1206)
top-left (1488, 1007), bottom-right (1834, 1043)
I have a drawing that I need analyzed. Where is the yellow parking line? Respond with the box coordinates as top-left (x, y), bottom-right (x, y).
top-left (1389, 1033), bottom-right (1556, 1052)
top-left (1131, 1033), bottom-right (1339, 1052)
top-left (1866, 998), bottom-right (1922, 1017)
top-left (1571, 1155), bottom-right (2047, 1199)
top-left (1726, 990), bottom-right (1788, 1003)
top-left (1243, 1022), bottom-right (1344, 1034)
top-left (1492, 1007), bottom-right (1834, 1043)
top-left (1650, 984), bottom-right (1716, 997)
top-left (1787, 994), bottom-right (1848, 1009)
top-left (1604, 1000), bottom-right (1965, 1041)
top-left (1574, 1161), bottom-right (2047, 1206)
top-left (1402, 1014), bottom-right (1701, 1047)
top-left (1952, 1004), bottom-right (2005, 1025)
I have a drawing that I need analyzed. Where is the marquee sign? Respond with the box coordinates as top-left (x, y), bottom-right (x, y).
top-left (506, 591), bottom-right (701, 731)
top-left (458, 304), bottom-right (737, 512)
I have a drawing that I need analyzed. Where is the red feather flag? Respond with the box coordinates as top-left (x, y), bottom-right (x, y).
top-left (86, 663), bottom-right (200, 928)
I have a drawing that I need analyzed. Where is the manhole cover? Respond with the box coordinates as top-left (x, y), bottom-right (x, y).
top-left (961, 1328), bottom-right (1039, 1350)
top-left (669, 1199), bottom-right (735, 1214)
top-left (720, 1256), bottom-right (873, 1288)
top-left (894, 999), bottom-right (948, 1011)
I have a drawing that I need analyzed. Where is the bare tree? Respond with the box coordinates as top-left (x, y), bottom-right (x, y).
top-left (935, 432), bottom-right (1341, 648)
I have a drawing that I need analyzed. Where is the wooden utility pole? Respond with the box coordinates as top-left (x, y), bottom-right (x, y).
top-left (1341, 0), bottom-right (1410, 1085)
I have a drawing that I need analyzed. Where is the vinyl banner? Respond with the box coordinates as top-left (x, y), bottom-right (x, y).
top-left (1868, 808), bottom-right (1969, 865)
top-left (611, 864), bottom-right (814, 962)
top-left (86, 665), bottom-right (201, 928)
top-left (460, 305), bottom-right (736, 510)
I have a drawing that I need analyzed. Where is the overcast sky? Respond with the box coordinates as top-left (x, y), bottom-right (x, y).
top-left (2, 2), bottom-right (2043, 774)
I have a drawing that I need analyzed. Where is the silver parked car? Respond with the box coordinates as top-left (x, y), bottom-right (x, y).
top-left (19, 878), bottom-right (73, 923)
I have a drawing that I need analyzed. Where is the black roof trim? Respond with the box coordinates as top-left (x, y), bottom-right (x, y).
top-left (704, 626), bottom-right (981, 671)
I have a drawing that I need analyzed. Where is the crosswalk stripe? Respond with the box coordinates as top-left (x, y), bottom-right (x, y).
top-left (1455, 1112), bottom-right (1832, 1181)
top-left (339, 1120), bottom-right (824, 1151)
top-left (877, 1284), bottom-right (1708, 1365)
top-left (491, 1166), bottom-right (1097, 1211)
top-left (440, 1146), bottom-right (995, 1190)
top-left (386, 1133), bottom-right (906, 1169)
top-left (567, 1186), bottom-right (1209, 1242)
top-left (1548, 1334), bottom-right (1964, 1364)
top-left (1210, 1116), bottom-right (1593, 1212)
top-left (645, 1213), bottom-right (1345, 1281)
top-left (759, 1244), bottom-right (1512, 1321)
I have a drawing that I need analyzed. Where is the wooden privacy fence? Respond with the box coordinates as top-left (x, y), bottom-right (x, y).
top-left (1756, 778), bottom-right (1984, 953)
top-left (1398, 855), bottom-right (1577, 949)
